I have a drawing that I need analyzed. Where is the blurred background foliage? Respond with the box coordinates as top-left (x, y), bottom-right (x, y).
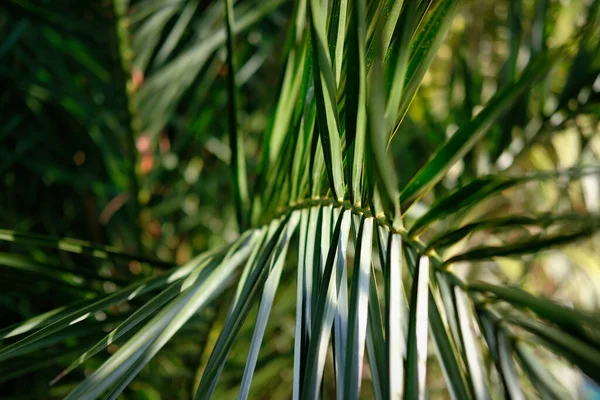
top-left (0, 0), bottom-right (598, 398)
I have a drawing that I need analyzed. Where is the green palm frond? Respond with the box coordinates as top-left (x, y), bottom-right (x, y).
top-left (1, 0), bottom-right (600, 399)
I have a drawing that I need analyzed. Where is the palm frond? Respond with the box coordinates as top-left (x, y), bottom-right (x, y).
top-left (2, 0), bottom-right (600, 398)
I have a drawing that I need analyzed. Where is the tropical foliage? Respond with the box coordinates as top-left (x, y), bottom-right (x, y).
top-left (1, 0), bottom-right (599, 399)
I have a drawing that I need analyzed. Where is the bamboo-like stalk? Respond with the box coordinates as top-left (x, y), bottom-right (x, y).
top-left (112, 0), bottom-right (143, 251)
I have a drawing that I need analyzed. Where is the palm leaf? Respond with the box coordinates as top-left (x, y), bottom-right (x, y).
top-left (2, 1), bottom-right (600, 399)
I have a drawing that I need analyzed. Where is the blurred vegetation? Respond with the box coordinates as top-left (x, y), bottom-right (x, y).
top-left (0, 0), bottom-right (599, 399)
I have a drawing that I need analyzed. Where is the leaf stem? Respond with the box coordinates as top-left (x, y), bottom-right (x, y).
top-left (224, 0), bottom-right (250, 232)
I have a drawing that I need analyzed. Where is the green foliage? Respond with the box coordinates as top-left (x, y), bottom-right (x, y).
top-left (1, 0), bottom-right (600, 399)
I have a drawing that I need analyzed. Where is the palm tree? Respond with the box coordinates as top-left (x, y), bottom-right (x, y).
top-left (1, 0), bottom-right (599, 398)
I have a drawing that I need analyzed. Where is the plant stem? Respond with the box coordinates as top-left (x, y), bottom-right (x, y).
top-left (112, 0), bottom-right (143, 251)
top-left (223, 0), bottom-right (250, 233)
